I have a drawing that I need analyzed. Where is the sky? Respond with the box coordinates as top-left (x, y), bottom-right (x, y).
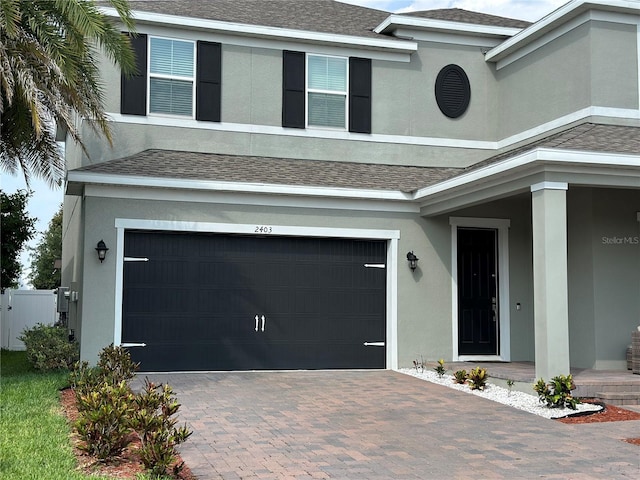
top-left (1, 0), bottom-right (567, 289)
top-left (2, 173), bottom-right (62, 288)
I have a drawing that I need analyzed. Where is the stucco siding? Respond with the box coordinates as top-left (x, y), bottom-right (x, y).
top-left (88, 27), bottom-right (498, 169)
top-left (590, 21), bottom-right (638, 109)
top-left (78, 194), bottom-right (454, 366)
top-left (590, 189), bottom-right (640, 369)
top-left (73, 119), bottom-right (491, 168)
top-left (567, 188), bottom-right (597, 368)
top-left (61, 194), bottom-right (85, 344)
top-left (373, 42), bottom-right (498, 142)
top-left (221, 45), bottom-right (282, 126)
top-left (496, 22), bottom-right (592, 138)
top-left (566, 187), bottom-right (639, 369)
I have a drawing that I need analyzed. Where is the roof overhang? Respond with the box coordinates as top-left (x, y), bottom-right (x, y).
top-left (374, 14), bottom-right (522, 39)
top-left (485, 0), bottom-right (640, 64)
top-left (417, 147), bottom-right (640, 216)
top-left (67, 147), bottom-right (640, 217)
top-left (100, 7), bottom-right (417, 56)
top-left (65, 170), bottom-right (414, 202)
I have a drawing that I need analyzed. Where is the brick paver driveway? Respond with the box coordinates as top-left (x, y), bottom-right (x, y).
top-left (139, 370), bottom-right (640, 479)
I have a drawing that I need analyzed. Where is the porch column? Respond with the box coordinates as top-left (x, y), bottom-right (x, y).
top-left (531, 182), bottom-right (570, 380)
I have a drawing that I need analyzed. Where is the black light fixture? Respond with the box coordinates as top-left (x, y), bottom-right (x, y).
top-left (406, 251), bottom-right (419, 271)
top-left (95, 240), bottom-right (109, 263)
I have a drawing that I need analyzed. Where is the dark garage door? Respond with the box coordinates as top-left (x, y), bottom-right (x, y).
top-left (122, 231), bottom-right (386, 371)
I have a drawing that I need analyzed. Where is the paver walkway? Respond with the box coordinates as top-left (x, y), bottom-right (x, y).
top-left (137, 370), bottom-right (640, 479)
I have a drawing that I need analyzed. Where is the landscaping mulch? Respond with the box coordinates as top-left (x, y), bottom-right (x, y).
top-left (555, 399), bottom-right (640, 446)
top-left (60, 388), bottom-right (196, 479)
top-left (555, 400), bottom-right (640, 424)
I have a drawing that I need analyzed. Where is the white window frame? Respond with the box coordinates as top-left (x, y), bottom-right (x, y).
top-left (305, 54), bottom-right (348, 130)
top-left (147, 36), bottom-right (196, 119)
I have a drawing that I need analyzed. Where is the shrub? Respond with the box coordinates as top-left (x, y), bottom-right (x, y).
top-left (131, 379), bottom-right (192, 477)
top-left (453, 369), bottom-right (467, 384)
top-left (467, 366), bottom-right (488, 391)
top-left (533, 375), bottom-right (579, 410)
top-left (433, 358), bottom-right (446, 378)
top-left (96, 344), bottom-right (140, 386)
top-left (19, 323), bottom-right (78, 371)
top-left (71, 345), bottom-right (192, 472)
top-left (75, 380), bottom-right (136, 460)
top-left (69, 360), bottom-right (101, 397)
top-left (70, 344), bottom-right (139, 396)
top-left (71, 345), bottom-right (140, 462)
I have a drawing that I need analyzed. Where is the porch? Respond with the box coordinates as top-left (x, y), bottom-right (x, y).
top-left (418, 123), bottom-right (640, 382)
top-left (448, 361), bottom-right (640, 406)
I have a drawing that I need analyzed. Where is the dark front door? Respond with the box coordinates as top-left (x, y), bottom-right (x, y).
top-left (121, 231), bottom-right (386, 371)
top-left (457, 228), bottom-right (499, 355)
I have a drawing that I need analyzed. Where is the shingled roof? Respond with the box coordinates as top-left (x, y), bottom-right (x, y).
top-left (73, 151), bottom-right (461, 193)
top-left (71, 124), bottom-right (640, 195)
top-left (467, 123), bottom-right (640, 172)
top-left (402, 8), bottom-right (530, 29)
top-left (121, 0), bottom-right (389, 39)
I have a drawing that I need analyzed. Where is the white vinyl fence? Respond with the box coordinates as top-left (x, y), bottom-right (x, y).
top-left (1, 289), bottom-right (57, 350)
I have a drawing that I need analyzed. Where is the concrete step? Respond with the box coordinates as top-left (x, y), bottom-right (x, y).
top-left (594, 392), bottom-right (640, 406)
top-left (575, 382), bottom-right (640, 398)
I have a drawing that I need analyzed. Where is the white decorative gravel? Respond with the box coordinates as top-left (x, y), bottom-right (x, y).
top-left (399, 368), bottom-right (603, 419)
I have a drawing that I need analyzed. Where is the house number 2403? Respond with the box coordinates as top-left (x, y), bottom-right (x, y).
top-left (255, 225), bottom-right (273, 234)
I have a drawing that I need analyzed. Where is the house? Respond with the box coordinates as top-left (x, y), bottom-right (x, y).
top-left (62, 0), bottom-right (640, 380)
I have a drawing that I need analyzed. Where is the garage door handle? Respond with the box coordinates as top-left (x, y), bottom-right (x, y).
top-left (364, 264), bottom-right (385, 269)
top-left (121, 342), bottom-right (146, 347)
top-left (363, 342), bottom-right (385, 347)
top-left (254, 315), bottom-right (266, 332)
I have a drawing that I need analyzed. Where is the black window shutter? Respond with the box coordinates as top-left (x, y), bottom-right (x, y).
top-left (349, 57), bottom-right (371, 134)
top-left (196, 41), bottom-right (221, 122)
top-left (282, 51), bottom-right (305, 128)
top-left (121, 33), bottom-right (147, 116)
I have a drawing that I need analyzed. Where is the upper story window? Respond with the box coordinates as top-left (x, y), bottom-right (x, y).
top-left (149, 37), bottom-right (195, 117)
top-left (121, 33), bottom-right (221, 122)
top-left (307, 55), bottom-right (348, 129)
top-left (282, 51), bottom-right (371, 134)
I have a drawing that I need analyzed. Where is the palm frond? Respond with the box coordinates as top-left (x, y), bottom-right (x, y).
top-left (0, 0), bottom-right (136, 184)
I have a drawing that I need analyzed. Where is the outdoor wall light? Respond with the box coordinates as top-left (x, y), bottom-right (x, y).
top-left (95, 240), bottom-right (109, 263)
top-left (406, 251), bottom-right (419, 271)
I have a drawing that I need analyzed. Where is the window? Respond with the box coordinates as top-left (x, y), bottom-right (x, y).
top-left (121, 35), bottom-right (220, 121)
top-left (307, 55), bottom-right (347, 129)
top-left (148, 37), bottom-right (195, 117)
top-left (282, 51), bottom-right (371, 133)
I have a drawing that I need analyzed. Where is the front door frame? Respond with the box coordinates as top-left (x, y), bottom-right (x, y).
top-left (450, 217), bottom-right (511, 361)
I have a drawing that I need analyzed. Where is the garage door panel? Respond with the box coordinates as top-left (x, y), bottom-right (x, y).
top-left (123, 231), bottom-right (386, 371)
top-left (356, 292), bottom-right (386, 315)
top-left (129, 340), bottom-right (270, 372)
top-left (265, 343), bottom-right (385, 370)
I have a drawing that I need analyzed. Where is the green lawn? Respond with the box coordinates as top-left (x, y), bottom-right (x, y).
top-left (0, 350), bottom-right (113, 480)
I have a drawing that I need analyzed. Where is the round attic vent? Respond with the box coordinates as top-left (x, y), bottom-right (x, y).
top-left (435, 64), bottom-right (471, 119)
